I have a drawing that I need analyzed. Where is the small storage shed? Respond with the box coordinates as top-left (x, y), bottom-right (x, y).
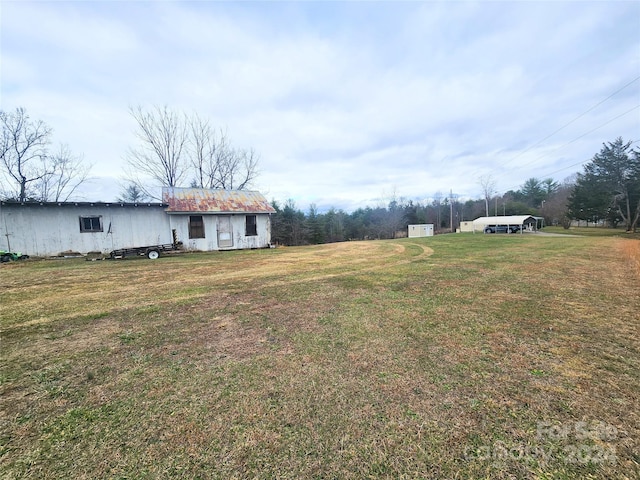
top-left (472, 215), bottom-right (537, 233)
top-left (408, 224), bottom-right (434, 238)
top-left (162, 187), bottom-right (276, 251)
top-left (459, 221), bottom-right (474, 233)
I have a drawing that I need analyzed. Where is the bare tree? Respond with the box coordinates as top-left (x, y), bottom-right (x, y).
top-left (221, 146), bottom-right (259, 190)
top-left (127, 107), bottom-right (260, 196)
top-left (1, 108), bottom-right (90, 202)
top-left (540, 175), bottom-right (575, 228)
top-left (37, 144), bottom-right (92, 202)
top-left (125, 105), bottom-right (189, 199)
top-left (478, 174), bottom-right (496, 216)
top-left (189, 114), bottom-right (258, 190)
top-left (1, 108), bottom-right (52, 201)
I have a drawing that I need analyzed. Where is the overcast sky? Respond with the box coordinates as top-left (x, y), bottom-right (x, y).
top-left (1, 0), bottom-right (639, 212)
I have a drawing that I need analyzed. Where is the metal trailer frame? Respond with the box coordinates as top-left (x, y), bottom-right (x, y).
top-left (109, 243), bottom-right (180, 260)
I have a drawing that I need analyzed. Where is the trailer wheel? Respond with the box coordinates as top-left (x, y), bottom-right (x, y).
top-left (146, 249), bottom-right (160, 260)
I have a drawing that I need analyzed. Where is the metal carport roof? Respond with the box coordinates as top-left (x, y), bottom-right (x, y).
top-left (472, 215), bottom-right (537, 233)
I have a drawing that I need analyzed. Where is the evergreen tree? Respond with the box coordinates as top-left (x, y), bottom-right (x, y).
top-left (569, 138), bottom-right (640, 231)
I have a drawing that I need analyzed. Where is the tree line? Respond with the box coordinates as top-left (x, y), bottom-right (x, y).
top-left (269, 191), bottom-right (547, 246)
top-left (1, 107), bottom-right (638, 234)
top-left (270, 136), bottom-right (639, 244)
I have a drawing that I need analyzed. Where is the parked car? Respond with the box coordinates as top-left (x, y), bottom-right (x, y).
top-left (483, 225), bottom-right (520, 234)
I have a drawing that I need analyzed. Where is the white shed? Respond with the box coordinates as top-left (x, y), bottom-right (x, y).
top-left (162, 187), bottom-right (275, 251)
top-left (408, 224), bottom-right (434, 238)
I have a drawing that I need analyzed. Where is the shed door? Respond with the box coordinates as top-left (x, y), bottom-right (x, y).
top-left (217, 216), bottom-right (233, 248)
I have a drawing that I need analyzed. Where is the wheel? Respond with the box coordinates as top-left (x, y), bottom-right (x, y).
top-left (146, 249), bottom-right (160, 260)
top-left (508, 228), bottom-right (514, 234)
top-left (1, 254), bottom-right (11, 263)
top-left (484, 228), bottom-right (492, 234)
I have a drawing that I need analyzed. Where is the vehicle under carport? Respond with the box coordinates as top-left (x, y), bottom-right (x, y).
top-left (472, 215), bottom-right (537, 234)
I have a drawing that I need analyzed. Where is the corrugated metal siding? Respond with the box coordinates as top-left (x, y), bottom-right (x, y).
top-left (0, 203), bottom-right (171, 256)
top-left (472, 215), bottom-right (535, 226)
top-left (169, 214), bottom-right (272, 251)
top-left (163, 187), bottom-right (276, 214)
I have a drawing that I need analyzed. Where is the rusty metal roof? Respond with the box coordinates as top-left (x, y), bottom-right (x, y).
top-left (162, 187), bottom-right (276, 214)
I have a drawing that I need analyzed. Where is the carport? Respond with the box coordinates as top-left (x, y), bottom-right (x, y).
top-left (472, 215), bottom-right (537, 234)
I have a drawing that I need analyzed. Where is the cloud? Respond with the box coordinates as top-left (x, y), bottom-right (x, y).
top-left (1, 1), bottom-right (638, 211)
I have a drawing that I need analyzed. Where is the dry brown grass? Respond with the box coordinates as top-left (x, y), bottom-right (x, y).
top-left (1, 236), bottom-right (638, 479)
top-left (619, 238), bottom-right (640, 277)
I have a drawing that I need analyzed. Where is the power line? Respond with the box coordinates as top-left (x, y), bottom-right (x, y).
top-left (467, 74), bottom-right (640, 181)
top-left (495, 75), bottom-right (640, 173)
top-left (502, 103), bottom-right (640, 191)
top-left (505, 103), bottom-right (640, 173)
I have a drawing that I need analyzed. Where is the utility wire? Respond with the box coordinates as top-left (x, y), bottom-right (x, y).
top-left (496, 75), bottom-right (640, 172)
top-left (502, 103), bottom-right (640, 191)
top-left (506, 103), bottom-right (640, 173)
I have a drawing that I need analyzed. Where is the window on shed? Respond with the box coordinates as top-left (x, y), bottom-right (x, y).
top-left (79, 216), bottom-right (102, 233)
top-left (245, 215), bottom-right (257, 236)
top-left (189, 215), bottom-right (205, 239)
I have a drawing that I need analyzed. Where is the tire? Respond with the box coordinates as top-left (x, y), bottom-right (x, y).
top-left (508, 228), bottom-right (514, 234)
top-left (1, 254), bottom-right (11, 263)
top-left (146, 249), bottom-right (160, 260)
top-left (484, 228), bottom-right (493, 234)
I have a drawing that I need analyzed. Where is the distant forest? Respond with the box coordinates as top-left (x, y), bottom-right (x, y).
top-left (270, 178), bottom-right (565, 246)
top-left (272, 136), bottom-right (640, 245)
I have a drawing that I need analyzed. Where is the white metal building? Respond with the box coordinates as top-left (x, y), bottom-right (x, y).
top-left (408, 224), bottom-right (434, 238)
top-left (471, 215), bottom-right (537, 233)
top-left (0, 188), bottom-right (275, 257)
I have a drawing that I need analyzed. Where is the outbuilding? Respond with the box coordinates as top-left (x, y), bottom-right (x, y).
top-left (162, 187), bottom-right (275, 251)
top-left (408, 224), bottom-right (434, 238)
top-left (471, 215), bottom-right (537, 234)
top-left (0, 187), bottom-right (275, 257)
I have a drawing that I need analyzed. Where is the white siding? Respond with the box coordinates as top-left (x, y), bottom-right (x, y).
top-left (1, 203), bottom-right (273, 257)
top-left (0, 204), bottom-right (171, 256)
top-left (169, 213), bottom-right (272, 251)
top-left (408, 224), bottom-right (434, 238)
top-left (459, 221), bottom-right (474, 233)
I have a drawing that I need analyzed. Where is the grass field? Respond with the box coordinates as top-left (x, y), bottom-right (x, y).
top-left (544, 225), bottom-right (640, 239)
top-left (1, 234), bottom-right (639, 479)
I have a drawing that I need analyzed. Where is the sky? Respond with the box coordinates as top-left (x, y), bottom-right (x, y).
top-left (1, 0), bottom-right (639, 212)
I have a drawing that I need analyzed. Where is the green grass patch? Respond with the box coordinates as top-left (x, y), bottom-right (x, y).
top-left (545, 225), bottom-right (640, 239)
top-left (1, 235), bottom-right (638, 478)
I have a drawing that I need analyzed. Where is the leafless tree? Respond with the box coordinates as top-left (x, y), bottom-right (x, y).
top-left (1, 108), bottom-right (52, 201)
top-left (125, 105), bottom-right (189, 199)
top-left (542, 175), bottom-right (575, 228)
top-left (126, 107), bottom-right (259, 197)
top-left (189, 114), bottom-right (258, 190)
top-left (478, 174), bottom-right (496, 216)
top-left (36, 144), bottom-right (92, 202)
top-left (1, 108), bottom-right (90, 202)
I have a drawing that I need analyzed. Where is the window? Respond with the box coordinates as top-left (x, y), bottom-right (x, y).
top-left (79, 216), bottom-right (102, 233)
top-left (189, 215), bottom-right (205, 239)
top-left (245, 215), bottom-right (257, 236)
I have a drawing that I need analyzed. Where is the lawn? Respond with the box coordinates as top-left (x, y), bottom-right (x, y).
top-left (1, 234), bottom-right (639, 479)
top-left (544, 225), bottom-right (640, 239)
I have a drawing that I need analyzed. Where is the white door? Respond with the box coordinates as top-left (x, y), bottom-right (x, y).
top-left (217, 216), bottom-right (233, 248)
